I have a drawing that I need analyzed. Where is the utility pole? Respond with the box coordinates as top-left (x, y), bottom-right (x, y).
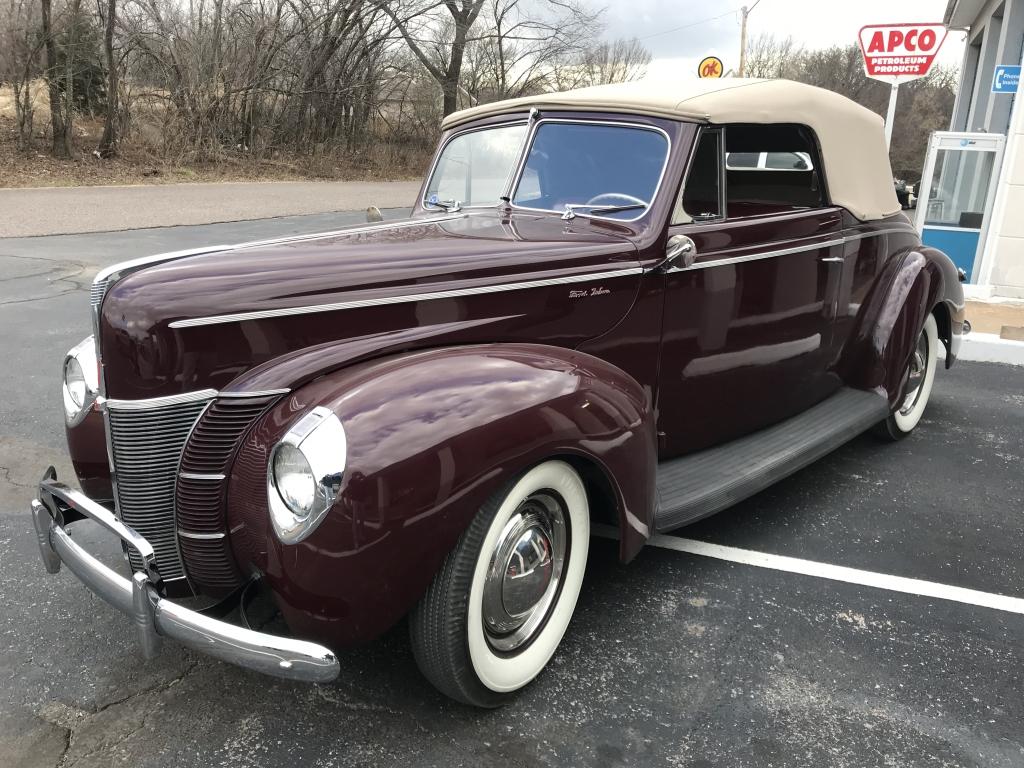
top-left (738, 0), bottom-right (762, 77)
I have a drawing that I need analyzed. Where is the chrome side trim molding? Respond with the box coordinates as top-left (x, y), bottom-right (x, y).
top-left (686, 238), bottom-right (847, 271)
top-left (169, 267), bottom-right (646, 328)
top-left (178, 472), bottom-right (226, 481)
top-left (682, 227), bottom-right (915, 272)
top-left (843, 227), bottom-right (914, 242)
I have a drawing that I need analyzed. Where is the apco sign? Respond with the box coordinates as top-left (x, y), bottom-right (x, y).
top-left (858, 23), bottom-right (948, 83)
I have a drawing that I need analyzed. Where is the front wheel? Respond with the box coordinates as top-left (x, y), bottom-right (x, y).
top-left (875, 313), bottom-right (939, 441)
top-left (409, 460), bottom-right (590, 707)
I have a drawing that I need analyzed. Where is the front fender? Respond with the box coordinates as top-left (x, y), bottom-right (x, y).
top-left (226, 343), bottom-right (655, 647)
top-left (839, 246), bottom-right (962, 405)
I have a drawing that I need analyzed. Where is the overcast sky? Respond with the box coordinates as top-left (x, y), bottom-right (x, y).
top-left (587, 0), bottom-right (966, 78)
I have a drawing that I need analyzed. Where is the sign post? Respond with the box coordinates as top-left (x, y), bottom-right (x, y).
top-left (858, 23), bottom-right (948, 148)
top-left (884, 83), bottom-right (899, 148)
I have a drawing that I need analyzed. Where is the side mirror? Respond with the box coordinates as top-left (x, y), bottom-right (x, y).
top-left (660, 234), bottom-right (697, 272)
top-left (366, 206), bottom-right (383, 223)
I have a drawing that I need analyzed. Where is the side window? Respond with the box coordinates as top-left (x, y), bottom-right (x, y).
top-left (673, 129), bottom-right (722, 224)
top-left (723, 124), bottom-right (825, 217)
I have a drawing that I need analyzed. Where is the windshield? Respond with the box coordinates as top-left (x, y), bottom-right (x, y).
top-left (511, 122), bottom-right (669, 220)
top-left (424, 123), bottom-right (527, 208)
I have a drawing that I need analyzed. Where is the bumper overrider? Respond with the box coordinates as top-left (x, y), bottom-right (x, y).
top-left (30, 471), bottom-right (340, 683)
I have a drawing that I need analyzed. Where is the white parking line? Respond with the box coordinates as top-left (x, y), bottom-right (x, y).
top-left (593, 526), bottom-right (1024, 616)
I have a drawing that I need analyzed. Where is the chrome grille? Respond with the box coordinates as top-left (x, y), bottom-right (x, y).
top-left (90, 279), bottom-right (108, 308)
top-left (176, 395), bottom-right (276, 595)
top-left (107, 396), bottom-right (213, 580)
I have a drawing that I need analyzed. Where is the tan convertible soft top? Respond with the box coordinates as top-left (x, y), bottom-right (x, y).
top-left (443, 78), bottom-right (900, 222)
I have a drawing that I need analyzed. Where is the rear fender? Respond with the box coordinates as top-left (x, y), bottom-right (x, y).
top-left (226, 343), bottom-right (656, 646)
top-left (839, 248), bottom-right (951, 405)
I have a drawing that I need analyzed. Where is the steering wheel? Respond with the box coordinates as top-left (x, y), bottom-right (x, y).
top-left (585, 192), bottom-right (647, 207)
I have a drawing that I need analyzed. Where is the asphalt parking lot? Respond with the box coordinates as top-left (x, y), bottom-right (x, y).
top-left (2, 213), bottom-right (1023, 767)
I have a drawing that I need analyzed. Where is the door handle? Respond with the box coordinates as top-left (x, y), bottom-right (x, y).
top-left (818, 256), bottom-right (845, 263)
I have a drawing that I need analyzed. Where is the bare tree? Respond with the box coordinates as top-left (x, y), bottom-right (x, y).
top-left (742, 33), bottom-right (802, 79)
top-left (462, 0), bottom-right (600, 102)
top-left (0, 0), bottom-right (44, 148)
top-left (378, 0), bottom-right (486, 116)
top-left (40, 0), bottom-right (70, 157)
top-left (549, 36), bottom-right (650, 90)
top-left (60, 0), bottom-right (84, 154)
top-left (96, 0), bottom-right (117, 155)
top-left (379, 0), bottom-right (599, 115)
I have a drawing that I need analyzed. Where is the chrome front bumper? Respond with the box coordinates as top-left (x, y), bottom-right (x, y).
top-left (31, 473), bottom-right (340, 683)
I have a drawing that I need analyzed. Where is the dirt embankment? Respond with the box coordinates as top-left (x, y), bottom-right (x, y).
top-left (1, 82), bottom-right (429, 189)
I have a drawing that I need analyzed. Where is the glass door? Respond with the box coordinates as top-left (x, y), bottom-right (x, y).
top-left (915, 132), bottom-right (1004, 282)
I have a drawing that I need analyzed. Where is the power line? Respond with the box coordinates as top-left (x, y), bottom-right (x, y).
top-left (637, 8), bottom-right (741, 41)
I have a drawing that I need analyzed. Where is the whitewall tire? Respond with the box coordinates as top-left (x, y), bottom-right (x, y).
top-left (876, 313), bottom-right (939, 440)
top-left (410, 460), bottom-right (589, 707)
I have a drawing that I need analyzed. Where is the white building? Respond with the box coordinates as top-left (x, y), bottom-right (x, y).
top-left (944, 0), bottom-right (1024, 298)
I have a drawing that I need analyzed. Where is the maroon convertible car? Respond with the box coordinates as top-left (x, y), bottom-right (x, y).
top-left (32, 78), bottom-right (965, 706)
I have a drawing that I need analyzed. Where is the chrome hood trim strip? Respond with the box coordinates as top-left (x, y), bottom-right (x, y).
top-left (233, 213), bottom-right (469, 250)
top-left (94, 246), bottom-right (234, 286)
top-left (102, 388), bottom-right (288, 410)
top-left (168, 266), bottom-right (645, 329)
top-left (102, 389), bottom-right (219, 411)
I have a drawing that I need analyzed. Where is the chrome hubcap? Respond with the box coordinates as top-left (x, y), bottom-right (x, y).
top-left (482, 492), bottom-right (567, 652)
top-left (899, 329), bottom-right (930, 416)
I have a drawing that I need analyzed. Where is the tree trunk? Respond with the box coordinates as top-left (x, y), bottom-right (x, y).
top-left (441, 19), bottom-right (470, 117)
top-left (442, 81), bottom-right (459, 117)
top-left (98, 0), bottom-right (118, 155)
top-left (40, 0), bottom-right (70, 158)
top-left (62, 0), bottom-right (82, 158)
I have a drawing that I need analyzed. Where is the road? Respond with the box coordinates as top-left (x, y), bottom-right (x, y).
top-left (2, 212), bottom-right (1023, 767)
top-left (0, 181), bottom-right (421, 237)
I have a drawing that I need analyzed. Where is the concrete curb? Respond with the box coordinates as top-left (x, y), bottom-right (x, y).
top-left (958, 332), bottom-right (1024, 366)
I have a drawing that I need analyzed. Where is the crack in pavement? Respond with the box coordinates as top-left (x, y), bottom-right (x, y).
top-left (0, 259), bottom-right (91, 307)
top-left (0, 465), bottom-right (35, 489)
top-left (46, 657), bottom-right (200, 768)
top-left (93, 658), bottom-right (200, 715)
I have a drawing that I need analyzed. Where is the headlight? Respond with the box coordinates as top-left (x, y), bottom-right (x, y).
top-left (65, 358), bottom-right (87, 408)
top-left (267, 406), bottom-right (347, 544)
top-left (62, 336), bottom-right (98, 426)
top-left (272, 443), bottom-right (316, 517)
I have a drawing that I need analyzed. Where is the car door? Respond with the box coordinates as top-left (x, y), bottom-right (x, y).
top-left (656, 124), bottom-right (846, 457)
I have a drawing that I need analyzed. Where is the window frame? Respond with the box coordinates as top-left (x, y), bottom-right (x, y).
top-left (676, 122), bottom-right (831, 225)
top-left (506, 118), bottom-right (673, 224)
top-left (422, 119), bottom-right (530, 211)
top-left (672, 126), bottom-right (726, 225)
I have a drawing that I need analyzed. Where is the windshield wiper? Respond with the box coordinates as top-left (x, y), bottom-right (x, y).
top-left (424, 197), bottom-right (462, 213)
top-left (561, 203), bottom-right (647, 221)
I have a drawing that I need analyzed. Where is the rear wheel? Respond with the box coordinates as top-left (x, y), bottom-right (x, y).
top-left (409, 460), bottom-right (590, 707)
top-left (875, 314), bottom-right (939, 441)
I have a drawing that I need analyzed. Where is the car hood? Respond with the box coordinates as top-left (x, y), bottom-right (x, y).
top-left (98, 211), bottom-right (642, 399)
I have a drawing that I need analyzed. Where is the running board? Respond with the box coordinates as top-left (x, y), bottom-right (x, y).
top-left (654, 387), bottom-right (889, 533)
